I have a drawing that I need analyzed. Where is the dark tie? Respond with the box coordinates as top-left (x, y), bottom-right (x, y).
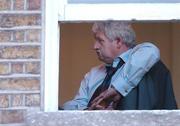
top-left (87, 58), bottom-right (124, 107)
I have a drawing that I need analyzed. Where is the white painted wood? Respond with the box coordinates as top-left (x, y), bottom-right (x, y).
top-left (68, 0), bottom-right (180, 3)
top-left (62, 3), bottom-right (180, 21)
top-left (44, 0), bottom-right (60, 112)
top-left (44, 0), bottom-right (180, 112)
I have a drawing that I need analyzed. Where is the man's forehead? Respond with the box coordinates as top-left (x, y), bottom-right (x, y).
top-left (93, 31), bottom-right (105, 38)
top-left (92, 23), bottom-right (98, 32)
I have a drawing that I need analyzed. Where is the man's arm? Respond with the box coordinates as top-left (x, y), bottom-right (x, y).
top-left (89, 42), bottom-right (160, 109)
top-left (62, 73), bottom-right (90, 110)
top-left (112, 42), bottom-right (160, 96)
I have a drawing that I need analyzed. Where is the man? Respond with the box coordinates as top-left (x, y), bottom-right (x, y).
top-left (62, 21), bottom-right (177, 110)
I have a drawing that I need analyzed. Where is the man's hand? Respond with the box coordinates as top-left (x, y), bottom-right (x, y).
top-left (88, 87), bottom-right (122, 110)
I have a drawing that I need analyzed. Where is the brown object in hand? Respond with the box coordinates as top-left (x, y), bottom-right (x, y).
top-left (98, 98), bottom-right (112, 108)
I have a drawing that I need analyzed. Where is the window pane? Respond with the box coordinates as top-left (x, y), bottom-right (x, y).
top-left (68, 0), bottom-right (180, 3)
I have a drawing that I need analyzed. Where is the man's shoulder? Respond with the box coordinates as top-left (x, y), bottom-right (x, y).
top-left (85, 64), bottom-right (106, 80)
top-left (91, 64), bottom-right (105, 70)
top-left (88, 64), bottom-right (106, 75)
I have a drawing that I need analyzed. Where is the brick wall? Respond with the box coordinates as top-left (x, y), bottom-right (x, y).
top-left (0, 0), bottom-right (42, 124)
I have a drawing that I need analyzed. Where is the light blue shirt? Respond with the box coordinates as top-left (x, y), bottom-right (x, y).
top-left (63, 42), bottom-right (160, 110)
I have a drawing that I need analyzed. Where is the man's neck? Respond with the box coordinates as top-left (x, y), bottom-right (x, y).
top-left (115, 44), bottom-right (129, 59)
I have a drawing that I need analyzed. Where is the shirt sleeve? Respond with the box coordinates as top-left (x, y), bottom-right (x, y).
top-left (62, 73), bottom-right (90, 110)
top-left (111, 42), bottom-right (160, 96)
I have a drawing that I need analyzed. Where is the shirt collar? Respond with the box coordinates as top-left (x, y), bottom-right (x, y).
top-left (112, 49), bottom-right (132, 68)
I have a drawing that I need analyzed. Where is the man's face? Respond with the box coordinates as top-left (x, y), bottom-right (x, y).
top-left (93, 31), bottom-right (118, 64)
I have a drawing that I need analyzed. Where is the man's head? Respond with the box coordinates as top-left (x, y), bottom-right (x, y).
top-left (92, 21), bottom-right (136, 64)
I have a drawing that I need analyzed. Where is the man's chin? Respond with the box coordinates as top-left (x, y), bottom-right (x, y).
top-left (98, 57), bottom-right (108, 63)
top-left (97, 57), bottom-right (104, 62)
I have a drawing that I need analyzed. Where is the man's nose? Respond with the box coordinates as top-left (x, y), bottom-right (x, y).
top-left (93, 41), bottom-right (99, 50)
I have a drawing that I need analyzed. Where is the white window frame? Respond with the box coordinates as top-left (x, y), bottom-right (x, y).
top-left (44, 0), bottom-right (180, 112)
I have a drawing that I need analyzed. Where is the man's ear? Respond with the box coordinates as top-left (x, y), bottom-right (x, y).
top-left (115, 37), bottom-right (123, 49)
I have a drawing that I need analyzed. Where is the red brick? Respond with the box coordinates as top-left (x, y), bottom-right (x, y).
top-left (0, 0), bottom-right (11, 10)
top-left (1, 109), bottom-right (25, 124)
top-left (27, 0), bottom-right (41, 10)
top-left (0, 95), bottom-right (9, 108)
top-left (0, 78), bottom-right (40, 90)
top-left (25, 94), bottom-right (40, 106)
top-left (11, 94), bottom-right (23, 107)
top-left (0, 111), bottom-right (1, 123)
top-left (0, 14), bottom-right (41, 28)
top-left (25, 62), bottom-right (40, 74)
top-left (0, 63), bottom-right (9, 75)
top-left (12, 63), bottom-right (24, 73)
top-left (0, 31), bottom-right (12, 42)
top-left (0, 46), bottom-right (40, 59)
top-left (14, 0), bottom-right (24, 10)
top-left (26, 29), bottom-right (41, 42)
top-left (13, 30), bottom-right (25, 42)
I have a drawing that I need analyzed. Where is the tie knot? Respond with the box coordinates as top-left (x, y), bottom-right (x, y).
top-left (105, 66), bottom-right (115, 75)
top-left (105, 58), bottom-right (124, 75)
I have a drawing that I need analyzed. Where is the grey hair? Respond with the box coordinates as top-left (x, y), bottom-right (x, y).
top-left (92, 21), bottom-right (136, 47)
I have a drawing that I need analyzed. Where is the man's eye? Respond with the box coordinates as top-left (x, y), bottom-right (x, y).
top-left (98, 39), bottom-right (104, 43)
